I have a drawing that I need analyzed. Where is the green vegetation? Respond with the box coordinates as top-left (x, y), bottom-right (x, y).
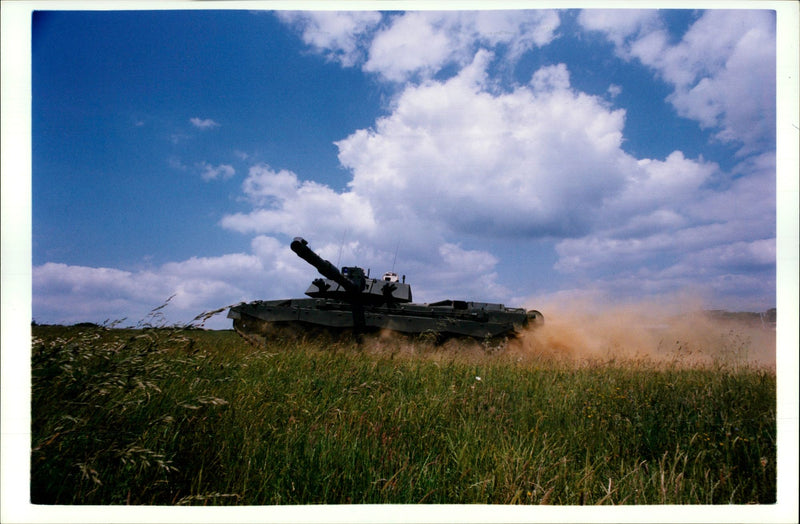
top-left (31, 324), bottom-right (775, 505)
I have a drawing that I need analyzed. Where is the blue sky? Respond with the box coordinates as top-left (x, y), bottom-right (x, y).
top-left (11, 5), bottom-right (791, 328)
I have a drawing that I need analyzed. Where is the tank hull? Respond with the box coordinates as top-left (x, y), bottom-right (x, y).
top-left (229, 237), bottom-right (543, 345)
top-left (228, 298), bottom-right (542, 340)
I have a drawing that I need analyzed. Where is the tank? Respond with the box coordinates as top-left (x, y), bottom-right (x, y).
top-left (228, 237), bottom-right (543, 344)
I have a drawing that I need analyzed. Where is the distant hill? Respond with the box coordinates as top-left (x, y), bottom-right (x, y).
top-left (705, 308), bottom-right (776, 326)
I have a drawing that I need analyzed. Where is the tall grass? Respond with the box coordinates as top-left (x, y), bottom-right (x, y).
top-left (31, 324), bottom-right (776, 505)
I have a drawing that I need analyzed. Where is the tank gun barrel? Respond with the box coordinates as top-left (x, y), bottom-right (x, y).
top-left (290, 237), bottom-right (360, 294)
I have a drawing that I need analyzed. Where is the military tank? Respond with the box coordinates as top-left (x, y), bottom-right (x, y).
top-left (228, 237), bottom-right (543, 344)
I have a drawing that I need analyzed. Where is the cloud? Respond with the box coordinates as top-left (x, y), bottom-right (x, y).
top-left (32, 246), bottom-right (310, 329)
top-left (530, 63), bottom-right (571, 92)
top-left (601, 151), bottom-right (718, 223)
top-left (366, 11), bottom-right (560, 82)
top-left (279, 10), bottom-right (561, 83)
top-left (275, 11), bottom-right (382, 67)
top-left (34, 262), bottom-right (175, 325)
top-left (338, 54), bottom-right (631, 238)
top-left (552, 150), bottom-right (776, 309)
top-left (168, 156), bottom-right (188, 171)
top-left (240, 164), bottom-right (301, 203)
top-left (197, 161), bottom-right (235, 181)
top-left (664, 11), bottom-right (775, 154)
top-left (220, 164), bottom-right (378, 239)
top-left (577, 9), bottom-right (661, 49)
top-left (189, 117), bottom-right (220, 129)
top-left (578, 9), bottom-right (775, 155)
top-left (363, 12), bottom-right (454, 82)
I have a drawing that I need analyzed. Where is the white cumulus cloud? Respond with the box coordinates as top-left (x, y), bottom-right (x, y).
top-left (338, 54), bottom-right (631, 238)
top-left (552, 150), bottom-right (775, 308)
top-left (220, 164), bottom-right (378, 239)
top-left (276, 11), bottom-right (382, 67)
top-left (32, 247), bottom-right (313, 329)
top-left (280, 10), bottom-right (561, 83)
top-left (578, 9), bottom-right (775, 155)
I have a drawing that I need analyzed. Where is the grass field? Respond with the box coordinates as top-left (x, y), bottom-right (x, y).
top-left (30, 317), bottom-right (776, 505)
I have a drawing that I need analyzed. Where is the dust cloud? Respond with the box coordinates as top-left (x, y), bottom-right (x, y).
top-left (341, 297), bottom-right (776, 369)
top-left (514, 297), bottom-right (776, 369)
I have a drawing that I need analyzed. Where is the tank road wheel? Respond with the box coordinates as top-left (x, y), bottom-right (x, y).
top-left (233, 316), bottom-right (346, 348)
top-left (417, 329), bottom-right (445, 347)
top-left (526, 310), bottom-right (544, 327)
top-left (482, 335), bottom-right (508, 354)
top-left (232, 316), bottom-right (303, 346)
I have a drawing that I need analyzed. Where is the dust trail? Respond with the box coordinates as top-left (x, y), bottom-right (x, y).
top-left (515, 297), bottom-right (775, 368)
top-left (281, 298), bottom-right (775, 369)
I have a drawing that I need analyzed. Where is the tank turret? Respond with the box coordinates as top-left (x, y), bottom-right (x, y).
top-left (291, 237), bottom-right (412, 305)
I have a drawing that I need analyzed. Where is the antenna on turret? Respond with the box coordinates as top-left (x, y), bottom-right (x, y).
top-left (336, 228), bottom-right (349, 268)
top-left (391, 242), bottom-right (399, 273)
